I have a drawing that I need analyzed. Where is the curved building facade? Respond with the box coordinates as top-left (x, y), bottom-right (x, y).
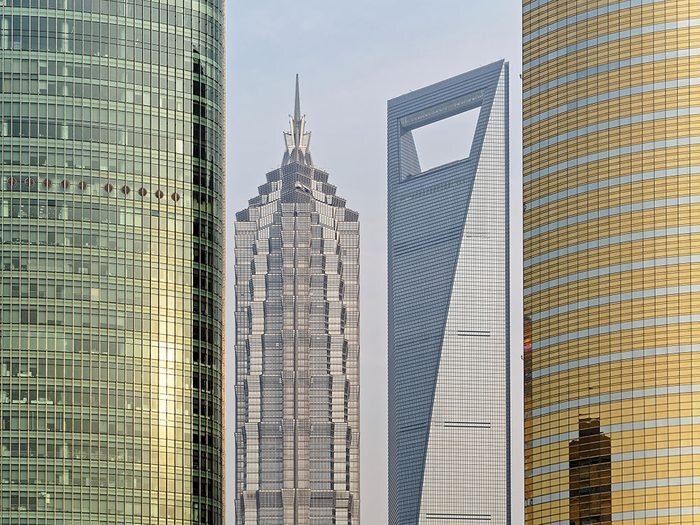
top-left (0, 1), bottom-right (224, 524)
top-left (524, 1), bottom-right (700, 523)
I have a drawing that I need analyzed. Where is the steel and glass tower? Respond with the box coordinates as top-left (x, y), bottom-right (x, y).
top-left (234, 78), bottom-right (360, 524)
top-left (388, 60), bottom-right (510, 525)
top-left (524, 1), bottom-right (700, 523)
top-left (0, 1), bottom-right (224, 523)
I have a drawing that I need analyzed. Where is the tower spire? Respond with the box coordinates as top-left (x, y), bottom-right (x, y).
top-left (294, 73), bottom-right (301, 123)
top-left (282, 74), bottom-right (313, 166)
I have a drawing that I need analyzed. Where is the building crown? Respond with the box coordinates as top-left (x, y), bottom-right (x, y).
top-left (282, 74), bottom-right (313, 167)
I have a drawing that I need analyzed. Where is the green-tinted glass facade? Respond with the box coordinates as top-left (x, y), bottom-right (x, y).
top-left (0, 0), bottom-right (224, 524)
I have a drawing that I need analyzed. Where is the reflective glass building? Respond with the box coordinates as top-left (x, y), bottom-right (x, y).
top-left (524, 1), bottom-right (700, 523)
top-left (0, 1), bottom-right (224, 523)
top-left (234, 79), bottom-right (360, 523)
top-left (388, 61), bottom-right (510, 525)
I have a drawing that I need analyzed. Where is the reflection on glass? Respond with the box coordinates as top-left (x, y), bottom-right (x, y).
top-left (569, 419), bottom-right (611, 525)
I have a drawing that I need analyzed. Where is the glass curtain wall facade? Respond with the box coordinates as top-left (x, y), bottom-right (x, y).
top-left (524, 0), bottom-right (700, 522)
top-left (0, 0), bottom-right (225, 524)
top-left (388, 61), bottom-right (510, 525)
top-left (234, 81), bottom-right (360, 524)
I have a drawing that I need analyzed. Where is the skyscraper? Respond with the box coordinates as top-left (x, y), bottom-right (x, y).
top-left (388, 60), bottom-right (510, 525)
top-left (234, 78), bottom-right (360, 523)
top-left (524, 1), bottom-right (700, 522)
top-left (0, 2), bottom-right (224, 524)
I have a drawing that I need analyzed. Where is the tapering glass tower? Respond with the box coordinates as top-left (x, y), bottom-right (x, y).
top-left (388, 60), bottom-right (510, 525)
top-left (235, 78), bottom-right (360, 524)
top-left (524, 1), bottom-right (700, 523)
top-left (0, 1), bottom-right (224, 523)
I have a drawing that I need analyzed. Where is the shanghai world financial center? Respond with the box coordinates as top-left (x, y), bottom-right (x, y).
top-left (388, 61), bottom-right (510, 524)
top-left (0, 0), bottom-right (224, 524)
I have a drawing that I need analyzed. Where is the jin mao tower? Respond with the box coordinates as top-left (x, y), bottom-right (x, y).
top-left (235, 78), bottom-right (360, 524)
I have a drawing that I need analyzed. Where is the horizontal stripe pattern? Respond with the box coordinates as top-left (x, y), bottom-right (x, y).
top-left (524, 48), bottom-right (700, 99)
top-left (526, 166), bottom-right (700, 210)
top-left (525, 136), bottom-right (700, 184)
top-left (532, 344), bottom-right (700, 379)
top-left (532, 383), bottom-right (700, 418)
top-left (532, 284), bottom-right (700, 322)
top-left (533, 314), bottom-right (700, 350)
top-left (614, 507), bottom-right (700, 520)
top-left (529, 416), bottom-right (700, 449)
top-left (525, 107), bottom-right (700, 155)
top-left (526, 226), bottom-right (700, 269)
top-left (526, 195), bottom-right (700, 240)
top-left (529, 446), bottom-right (700, 477)
top-left (525, 19), bottom-right (700, 71)
top-left (523, 0), bottom-right (555, 14)
top-left (529, 476), bottom-right (700, 506)
top-left (523, 0), bottom-right (664, 44)
top-left (526, 255), bottom-right (700, 296)
top-left (524, 77), bottom-right (700, 127)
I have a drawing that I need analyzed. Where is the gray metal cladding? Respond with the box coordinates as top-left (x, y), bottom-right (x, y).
top-left (388, 60), bottom-right (510, 525)
top-left (235, 90), bottom-right (360, 523)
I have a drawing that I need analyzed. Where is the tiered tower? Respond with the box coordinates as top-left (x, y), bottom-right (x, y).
top-left (235, 78), bottom-right (360, 523)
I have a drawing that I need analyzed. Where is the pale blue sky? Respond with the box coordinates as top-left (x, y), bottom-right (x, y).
top-left (226, 1), bottom-right (523, 522)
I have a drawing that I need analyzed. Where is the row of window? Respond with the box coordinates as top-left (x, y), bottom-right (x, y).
top-left (1, 253), bottom-right (180, 282)
top-left (0, 227), bottom-right (186, 253)
top-left (2, 282), bottom-right (148, 305)
top-left (0, 148), bottom-right (214, 179)
top-left (0, 117), bottom-right (193, 153)
top-left (2, 198), bottom-right (183, 222)
top-left (1, 306), bottom-right (144, 330)
top-left (1, 385), bottom-right (150, 408)
top-left (0, 440), bottom-right (150, 463)
top-left (2, 57), bottom-right (201, 85)
top-left (1, 493), bottom-right (187, 519)
top-left (0, 416), bottom-right (179, 439)
top-left (524, 0), bottom-right (662, 44)
top-left (5, 0), bottom-right (222, 22)
top-left (1, 24), bottom-right (222, 71)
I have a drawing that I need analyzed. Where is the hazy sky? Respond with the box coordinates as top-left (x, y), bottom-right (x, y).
top-left (226, 1), bottom-right (523, 522)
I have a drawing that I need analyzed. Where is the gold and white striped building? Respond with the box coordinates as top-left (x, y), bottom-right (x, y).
top-left (523, 1), bottom-right (700, 523)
